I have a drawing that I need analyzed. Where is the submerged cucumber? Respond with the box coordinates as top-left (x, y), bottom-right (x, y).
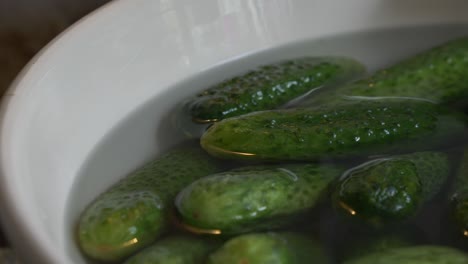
top-left (207, 232), bottom-right (329, 264)
top-left (123, 235), bottom-right (219, 264)
top-left (303, 37), bottom-right (468, 108)
top-left (341, 233), bottom-right (414, 262)
top-left (201, 100), bottom-right (466, 161)
top-left (176, 164), bottom-right (342, 234)
top-left (185, 56), bottom-right (365, 123)
top-left (332, 152), bottom-right (450, 225)
top-left (344, 245), bottom-right (468, 264)
top-left (451, 147), bottom-right (468, 236)
top-left (77, 146), bottom-right (220, 262)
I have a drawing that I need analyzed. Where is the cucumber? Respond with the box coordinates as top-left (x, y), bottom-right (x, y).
top-left (344, 245), bottom-right (468, 264)
top-left (303, 37), bottom-right (468, 108)
top-left (123, 235), bottom-right (220, 264)
top-left (207, 232), bottom-right (329, 264)
top-left (175, 164), bottom-right (342, 234)
top-left (185, 56), bottom-right (365, 123)
top-left (451, 147), bottom-right (468, 236)
top-left (332, 152), bottom-right (450, 225)
top-left (77, 146), bottom-right (220, 262)
top-left (201, 100), bottom-right (466, 161)
top-left (340, 232), bottom-right (415, 261)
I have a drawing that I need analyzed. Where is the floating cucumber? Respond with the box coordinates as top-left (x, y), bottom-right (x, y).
top-left (176, 164), bottom-right (342, 234)
top-left (185, 56), bottom-right (365, 123)
top-left (123, 235), bottom-right (220, 264)
top-left (201, 100), bottom-right (466, 161)
top-left (207, 232), bottom-right (329, 264)
top-left (332, 151), bottom-right (450, 225)
top-left (451, 147), bottom-right (468, 236)
top-left (77, 146), bottom-right (220, 262)
top-left (344, 245), bottom-right (468, 264)
top-left (303, 37), bottom-right (468, 108)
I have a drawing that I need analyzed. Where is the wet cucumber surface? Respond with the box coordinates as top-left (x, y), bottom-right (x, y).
top-left (332, 152), bottom-right (450, 225)
top-left (73, 34), bottom-right (468, 263)
top-left (302, 37), bottom-right (468, 109)
top-left (77, 147), bottom-right (221, 262)
top-left (201, 100), bottom-right (466, 161)
top-left (207, 232), bottom-right (330, 264)
top-left (339, 232), bottom-right (416, 262)
top-left (123, 235), bottom-right (219, 264)
top-left (185, 57), bottom-right (365, 123)
top-left (344, 246), bottom-right (468, 264)
top-left (176, 164), bottom-right (343, 234)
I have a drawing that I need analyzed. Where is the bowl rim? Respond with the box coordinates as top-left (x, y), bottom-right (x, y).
top-left (0, 0), bottom-right (126, 263)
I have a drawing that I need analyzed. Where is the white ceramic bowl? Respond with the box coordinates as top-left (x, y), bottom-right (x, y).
top-left (2, 0), bottom-right (468, 263)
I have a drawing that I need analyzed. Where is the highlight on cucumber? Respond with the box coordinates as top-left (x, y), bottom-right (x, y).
top-left (75, 36), bottom-right (468, 263)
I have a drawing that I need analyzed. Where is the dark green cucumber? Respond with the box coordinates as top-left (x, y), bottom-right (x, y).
top-left (207, 232), bottom-right (329, 264)
top-left (176, 164), bottom-right (342, 234)
top-left (341, 232), bottom-right (415, 261)
top-left (77, 146), bottom-right (220, 262)
top-left (344, 245), bottom-right (468, 264)
top-left (303, 37), bottom-right (468, 108)
top-left (123, 235), bottom-right (220, 264)
top-left (201, 100), bottom-right (466, 161)
top-left (186, 56), bottom-right (365, 123)
top-left (451, 147), bottom-right (468, 236)
top-left (332, 152), bottom-right (450, 225)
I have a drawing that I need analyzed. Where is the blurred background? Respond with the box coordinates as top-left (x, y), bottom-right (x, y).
top-left (0, 0), bottom-right (111, 261)
top-left (0, 0), bottom-right (111, 94)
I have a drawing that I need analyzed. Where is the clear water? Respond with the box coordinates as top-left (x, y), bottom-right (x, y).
top-left (66, 24), bottom-right (468, 263)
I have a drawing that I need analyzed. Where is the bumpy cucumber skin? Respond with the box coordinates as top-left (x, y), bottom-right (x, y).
top-left (344, 246), bottom-right (468, 264)
top-left (207, 232), bottom-right (329, 264)
top-left (186, 57), bottom-right (365, 123)
top-left (452, 147), bottom-right (468, 236)
top-left (77, 147), bottom-right (220, 262)
top-left (201, 100), bottom-right (466, 161)
top-left (176, 164), bottom-right (342, 234)
top-left (123, 235), bottom-right (219, 264)
top-left (305, 37), bottom-right (468, 107)
top-left (333, 152), bottom-right (449, 224)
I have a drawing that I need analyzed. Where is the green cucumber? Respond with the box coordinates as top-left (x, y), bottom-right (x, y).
top-left (185, 56), bottom-right (365, 123)
top-left (201, 100), bottom-right (466, 161)
top-left (451, 147), bottom-right (468, 237)
top-left (332, 151), bottom-right (450, 225)
top-left (340, 232), bottom-right (416, 261)
top-left (207, 232), bottom-right (329, 264)
top-left (344, 245), bottom-right (468, 264)
top-left (123, 235), bottom-right (220, 264)
top-left (176, 164), bottom-right (342, 234)
top-left (303, 37), bottom-right (468, 108)
top-left (77, 146), bottom-right (220, 262)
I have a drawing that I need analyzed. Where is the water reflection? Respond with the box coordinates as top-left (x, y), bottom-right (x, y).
top-left (155, 0), bottom-right (294, 68)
